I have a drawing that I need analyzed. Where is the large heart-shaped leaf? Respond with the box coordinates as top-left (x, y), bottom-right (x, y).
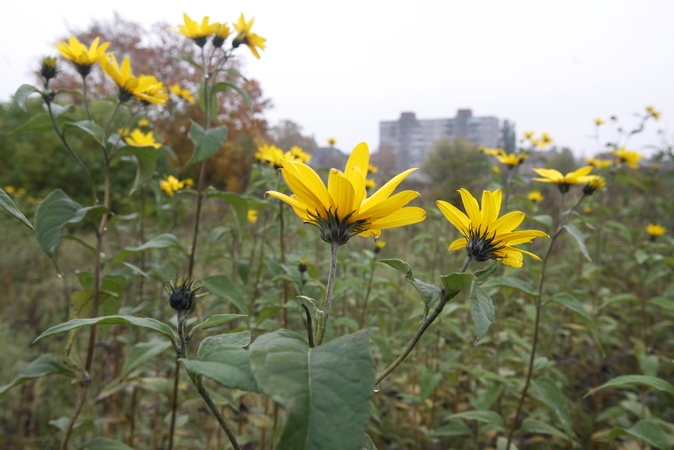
top-left (187, 121), bottom-right (228, 165)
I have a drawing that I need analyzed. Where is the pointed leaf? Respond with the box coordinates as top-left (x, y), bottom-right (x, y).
top-left (204, 188), bottom-right (249, 234)
top-left (190, 314), bottom-right (247, 335)
top-left (532, 377), bottom-right (572, 436)
top-left (529, 214), bottom-right (553, 231)
top-left (439, 272), bottom-right (475, 300)
top-left (625, 420), bottom-right (671, 449)
top-left (214, 81), bottom-right (253, 113)
top-left (482, 276), bottom-right (537, 296)
top-left (249, 330), bottom-right (375, 450)
top-left (11, 113), bottom-right (53, 134)
top-left (63, 120), bottom-right (105, 143)
top-left (14, 84), bottom-right (41, 110)
top-left (521, 419), bottom-right (571, 442)
top-left (546, 292), bottom-right (591, 321)
top-left (117, 145), bottom-right (158, 193)
top-left (380, 259), bottom-right (443, 312)
top-left (79, 437), bottom-right (135, 450)
top-left (120, 338), bottom-right (173, 378)
top-left (33, 315), bottom-right (177, 348)
top-left (563, 224), bottom-right (591, 261)
top-left (474, 262), bottom-right (500, 282)
top-left (0, 188), bottom-right (34, 230)
top-left (585, 375), bottom-right (674, 398)
top-left (446, 410), bottom-right (505, 429)
top-left (360, 433), bottom-right (377, 450)
top-left (198, 331), bottom-right (252, 360)
top-left (181, 345), bottom-right (258, 392)
top-left (469, 282), bottom-right (495, 340)
top-left (202, 275), bottom-right (246, 313)
top-left (187, 121), bottom-right (228, 165)
top-left (0, 354), bottom-right (73, 395)
top-left (114, 233), bottom-right (185, 262)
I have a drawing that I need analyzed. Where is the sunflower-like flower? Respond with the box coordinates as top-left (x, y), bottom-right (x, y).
top-left (582, 175), bottom-right (606, 196)
top-left (540, 133), bottom-right (553, 146)
top-left (594, 118), bottom-right (605, 126)
top-left (646, 223), bottom-right (666, 240)
top-left (437, 189), bottom-right (548, 268)
top-left (247, 209), bottom-right (258, 223)
top-left (364, 178), bottom-right (377, 190)
top-left (482, 147), bottom-right (506, 157)
top-left (586, 157), bottom-right (612, 169)
top-left (169, 84), bottom-right (196, 104)
top-left (532, 166), bottom-right (594, 193)
top-left (266, 142), bottom-right (425, 245)
top-left (288, 146), bottom-right (311, 163)
top-left (523, 131), bottom-right (534, 140)
top-left (212, 23), bottom-right (232, 48)
top-left (135, 75), bottom-right (168, 105)
top-left (174, 13), bottom-right (218, 47)
top-left (56, 36), bottom-right (110, 77)
top-left (528, 191), bottom-right (544, 203)
top-left (124, 129), bottom-right (161, 149)
top-left (368, 164), bottom-right (379, 174)
top-left (160, 175), bottom-right (191, 196)
top-left (138, 119), bottom-right (150, 127)
top-left (328, 137), bottom-right (337, 146)
top-left (100, 55), bottom-right (167, 105)
top-left (233, 14), bottom-right (266, 59)
top-left (495, 151), bottom-right (528, 168)
top-left (40, 56), bottom-right (58, 83)
top-left (612, 147), bottom-right (642, 169)
top-left (255, 144), bottom-right (285, 168)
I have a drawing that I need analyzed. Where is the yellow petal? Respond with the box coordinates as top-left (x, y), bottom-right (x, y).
top-left (436, 200), bottom-right (470, 236)
top-left (449, 238), bottom-right (467, 251)
top-left (490, 211), bottom-right (525, 234)
top-left (361, 168), bottom-right (417, 213)
top-left (354, 190), bottom-right (419, 223)
top-left (458, 189), bottom-right (482, 232)
top-left (368, 207), bottom-right (426, 230)
top-left (327, 169), bottom-right (356, 218)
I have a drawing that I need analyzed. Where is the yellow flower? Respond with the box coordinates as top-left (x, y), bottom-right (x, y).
top-left (56, 36), bottom-right (110, 76)
top-left (594, 118), bottom-right (605, 126)
top-left (183, 178), bottom-right (194, 188)
top-left (523, 131), bottom-right (534, 140)
top-left (646, 106), bottom-right (661, 120)
top-left (368, 164), bottom-right (379, 174)
top-left (582, 175), bottom-right (606, 196)
top-left (492, 166), bottom-right (501, 174)
top-left (4, 186), bottom-right (15, 194)
top-left (583, 207), bottom-right (592, 214)
top-left (138, 119), bottom-right (150, 127)
top-left (328, 137), bottom-right (337, 146)
top-left (586, 157), bottom-right (612, 169)
top-left (174, 13), bottom-right (218, 45)
top-left (40, 56), bottom-right (58, 81)
top-left (16, 188), bottom-right (27, 196)
top-left (266, 142), bottom-right (425, 245)
top-left (247, 209), bottom-right (258, 223)
top-left (495, 152), bottom-right (528, 168)
top-left (483, 147), bottom-right (506, 157)
top-left (528, 192), bottom-right (544, 203)
top-left (136, 75), bottom-right (169, 105)
top-left (532, 166), bottom-right (594, 193)
top-left (365, 178), bottom-right (377, 190)
top-left (255, 144), bottom-right (285, 168)
top-left (101, 56), bottom-right (167, 105)
top-left (233, 14), bottom-right (266, 59)
top-left (170, 84), bottom-right (196, 104)
top-left (540, 133), bottom-right (553, 146)
top-left (646, 223), bottom-right (666, 238)
top-left (212, 23), bottom-right (232, 48)
top-left (288, 146), bottom-right (311, 163)
top-left (160, 175), bottom-right (188, 196)
top-left (612, 148), bottom-right (641, 169)
top-left (298, 258), bottom-right (309, 272)
top-left (125, 129), bottom-right (161, 149)
top-left (437, 189), bottom-right (548, 268)
top-left (374, 240), bottom-right (386, 253)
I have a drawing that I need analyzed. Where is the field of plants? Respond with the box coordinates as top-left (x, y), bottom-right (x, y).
top-left (1, 12), bottom-right (673, 450)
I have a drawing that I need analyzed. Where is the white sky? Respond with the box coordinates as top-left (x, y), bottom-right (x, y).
top-left (2, 0), bottom-right (673, 158)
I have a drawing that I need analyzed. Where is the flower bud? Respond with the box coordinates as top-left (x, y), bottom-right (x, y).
top-left (165, 277), bottom-right (202, 313)
top-left (40, 56), bottom-right (58, 82)
top-left (298, 258), bottom-right (308, 273)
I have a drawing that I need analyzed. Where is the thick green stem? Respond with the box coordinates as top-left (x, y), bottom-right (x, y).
top-left (315, 241), bottom-right (340, 346)
top-left (376, 257), bottom-right (474, 385)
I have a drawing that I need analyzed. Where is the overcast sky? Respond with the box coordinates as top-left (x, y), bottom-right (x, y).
top-left (2, 0), bottom-right (673, 159)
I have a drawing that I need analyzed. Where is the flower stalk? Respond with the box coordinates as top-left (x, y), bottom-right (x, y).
top-left (315, 241), bottom-right (340, 346)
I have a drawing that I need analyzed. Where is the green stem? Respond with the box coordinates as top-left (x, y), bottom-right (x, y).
top-left (375, 257), bottom-right (474, 385)
top-left (358, 256), bottom-right (377, 329)
top-left (315, 241), bottom-right (340, 346)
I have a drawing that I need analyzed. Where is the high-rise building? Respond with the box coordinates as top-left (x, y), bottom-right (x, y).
top-left (379, 109), bottom-right (500, 171)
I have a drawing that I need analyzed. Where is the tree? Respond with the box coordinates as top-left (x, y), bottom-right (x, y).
top-left (422, 138), bottom-right (491, 204)
top-left (499, 119), bottom-right (517, 154)
top-left (269, 120), bottom-right (317, 153)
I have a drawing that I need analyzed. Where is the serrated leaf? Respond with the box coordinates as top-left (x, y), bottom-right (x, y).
top-left (0, 188), bottom-right (34, 230)
top-left (469, 283), bottom-right (495, 340)
top-left (249, 330), bottom-right (375, 450)
top-left (35, 189), bottom-right (107, 271)
top-left (190, 314), bottom-right (247, 335)
top-left (482, 276), bottom-right (537, 296)
top-left (547, 292), bottom-right (591, 321)
top-left (79, 437), bottom-right (135, 450)
top-left (63, 120), bottom-right (105, 143)
top-left (187, 121), bottom-right (228, 165)
top-left (532, 377), bottom-right (573, 436)
top-left (585, 375), bottom-right (674, 398)
top-left (0, 354), bottom-right (73, 395)
top-left (214, 81), bottom-right (253, 112)
top-left (563, 224), bottom-right (591, 261)
top-left (120, 338), bottom-right (172, 378)
top-left (521, 419), bottom-right (571, 442)
top-left (114, 233), bottom-right (185, 262)
top-left (203, 275), bottom-right (247, 313)
top-left (197, 332), bottom-right (252, 360)
top-left (182, 345), bottom-right (258, 392)
top-left (14, 84), bottom-right (41, 110)
top-left (446, 410), bottom-right (505, 429)
top-left (33, 315), bottom-right (176, 348)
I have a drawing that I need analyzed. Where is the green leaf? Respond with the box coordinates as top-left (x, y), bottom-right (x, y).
top-left (521, 419), bottom-right (571, 442)
top-left (11, 113), bottom-right (54, 134)
top-left (202, 275), bottom-right (246, 313)
top-left (221, 67), bottom-right (249, 81)
top-left (625, 420), bottom-right (671, 449)
top-left (204, 188), bottom-right (249, 234)
top-left (190, 314), bottom-right (247, 335)
top-left (546, 292), bottom-right (591, 321)
top-left (360, 433), bottom-right (377, 450)
top-left (563, 224), bottom-right (591, 261)
top-left (35, 189), bottom-right (107, 271)
top-left (70, 275), bottom-right (127, 319)
top-left (173, 55), bottom-right (204, 71)
top-left (0, 354), bottom-right (73, 395)
top-left (529, 214), bottom-right (553, 230)
top-left (585, 375), bottom-right (674, 398)
top-left (214, 81), bottom-right (254, 113)
top-left (469, 282), bottom-right (495, 341)
top-left (482, 276), bottom-right (537, 296)
top-left (249, 330), bottom-right (375, 450)
top-left (114, 233), bottom-right (185, 262)
top-left (0, 188), bottom-right (34, 230)
top-left (33, 315), bottom-right (177, 348)
top-left (187, 121), bottom-right (228, 165)
top-left (62, 235), bottom-right (96, 254)
top-left (63, 120), bottom-right (106, 143)
top-left (79, 437), bottom-right (135, 450)
top-left (380, 259), bottom-right (443, 313)
top-left (120, 338), bottom-right (173, 378)
top-left (474, 262), bottom-right (500, 282)
top-left (532, 377), bottom-right (573, 436)
top-left (419, 370), bottom-right (442, 402)
top-left (181, 345), bottom-right (259, 392)
top-left (446, 410), bottom-right (505, 429)
top-left (439, 272), bottom-right (475, 300)
top-left (14, 84), bottom-right (41, 110)
top-left (117, 145), bottom-right (158, 194)
top-left (197, 331), bottom-right (252, 360)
